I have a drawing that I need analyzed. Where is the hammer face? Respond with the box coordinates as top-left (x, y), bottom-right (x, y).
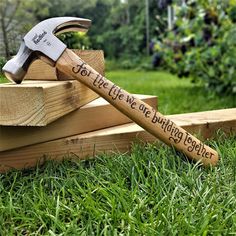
top-left (3, 17), bottom-right (91, 84)
top-left (3, 42), bottom-right (33, 84)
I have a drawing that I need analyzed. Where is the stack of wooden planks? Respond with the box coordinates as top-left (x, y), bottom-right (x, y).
top-left (0, 50), bottom-right (236, 172)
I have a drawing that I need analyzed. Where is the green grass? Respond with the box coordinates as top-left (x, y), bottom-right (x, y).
top-left (0, 70), bottom-right (236, 235)
top-left (0, 75), bottom-right (8, 83)
top-left (106, 70), bottom-right (236, 114)
top-left (0, 137), bottom-right (236, 235)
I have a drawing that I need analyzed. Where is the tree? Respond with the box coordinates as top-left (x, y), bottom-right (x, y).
top-left (0, 0), bottom-right (49, 58)
top-left (0, 0), bottom-right (164, 59)
top-left (0, 0), bottom-right (21, 58)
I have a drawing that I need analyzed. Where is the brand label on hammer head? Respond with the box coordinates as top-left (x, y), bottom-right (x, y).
top-left (32, 30), bottom-right (47, 44)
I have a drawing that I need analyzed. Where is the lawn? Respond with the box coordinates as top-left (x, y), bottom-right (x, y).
top-left (0, 75), bottom-right (8, 84)
top-left (106, 70), bottom-right (236, 114)
top-left (0, 71), bottom-right (236, 235)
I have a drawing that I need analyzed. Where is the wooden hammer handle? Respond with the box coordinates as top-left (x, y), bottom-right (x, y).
top-left (56, 49), bottom-right (219, 166)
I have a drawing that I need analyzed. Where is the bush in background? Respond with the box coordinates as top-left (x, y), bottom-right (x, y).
top-left (156, 0), bottom-right (236, 95)
top-left (58, 32), bottom-right (91, 49)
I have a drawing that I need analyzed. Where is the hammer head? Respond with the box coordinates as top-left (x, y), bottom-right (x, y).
top-left (3, 17), bottom-right (91, 84)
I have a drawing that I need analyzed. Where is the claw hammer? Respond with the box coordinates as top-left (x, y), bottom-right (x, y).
top-left (3, 17), bottom-right (219, 166)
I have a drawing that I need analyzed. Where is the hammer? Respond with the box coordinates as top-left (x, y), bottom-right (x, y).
top-left (3, 17), bottom-right (219, 166)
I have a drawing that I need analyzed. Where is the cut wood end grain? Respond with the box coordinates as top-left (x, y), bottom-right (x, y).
top-left (0, 80), bottom-right (99, 126)
top-left (24, 50), bottom-right (105, 81)
top-left (0, 94), bottom-right (157, 151)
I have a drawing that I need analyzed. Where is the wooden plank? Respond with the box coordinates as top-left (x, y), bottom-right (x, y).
top-left (0, 108), bottom-right (235, 172)
top-left (0, 94), bottom-right (157, 151)
top-left (0, 80), bottom-right (98, 126)
top-left (24, 50), bottom-right (105, 80)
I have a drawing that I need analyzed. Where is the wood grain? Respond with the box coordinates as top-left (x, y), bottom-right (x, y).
top-left (24, 50), bottom-right (104, 80)
top-left (0, 94), bottom-right (157, 151)
top-left (55, 49), bottom-right (219, 166)
top-left (0, 80), bottom-right (98, 126)
top-left (0, 108), bottom-right (235, 172)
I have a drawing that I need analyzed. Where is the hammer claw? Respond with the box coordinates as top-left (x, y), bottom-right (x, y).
top-left (2, 17), bottom-right (91, 84)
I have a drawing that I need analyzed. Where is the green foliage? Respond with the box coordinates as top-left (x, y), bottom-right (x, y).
top-left (157, 0), bottom-right (236, 95)
top-left (0, 0), bottom-right (166, 65)
top-left (105, 57), bottom-right (153, 71)
top-left (43, 0), bottom-right (162, 59)
top-left (0, 76), bottom-right (8, 83)
top-left (89, 1), bottom-right (147, 59)
top-left (58, 32), bottom-right (91, 49)
top-left (0, 57), bottom-right (6, 74)
top-left (0, 0), bottom-right (54, 58)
